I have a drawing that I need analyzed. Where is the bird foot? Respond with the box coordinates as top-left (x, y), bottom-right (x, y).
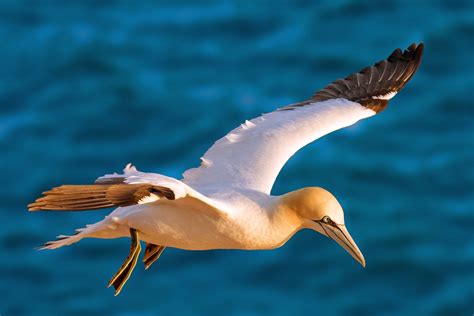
top-left (143, 243), bottom-right (166, 270)
top-left (108, 228), bottom-right (141, 296)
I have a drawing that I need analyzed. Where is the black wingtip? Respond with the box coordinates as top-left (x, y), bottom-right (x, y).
top-left (355, 42), bottom-right (424, 113)
top-left (411, 42), bottom-right (424, 75)
top-left (278, 43), bottom-right (424, 112)
top-left (311, 42), bottom-right (424, 112)
top-left (388, 42), bottom-right (424, 73)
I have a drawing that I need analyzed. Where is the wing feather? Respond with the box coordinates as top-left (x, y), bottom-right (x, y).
top-left (182, 44), bottom-right (423, 194)
top-left (30, 164), bottom-right (227, 215)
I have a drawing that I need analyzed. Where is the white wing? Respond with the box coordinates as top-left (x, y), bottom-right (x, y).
top-left (29, 163), bottom-right (228, 216)
top-left (183, 99), bottom-right (374, 193)
top-left (182, 43), bottom-right (424, 194)
top-left (96, 163), bottom-right (189, 200)
top-left (96, 163), bottom-right (226, 211)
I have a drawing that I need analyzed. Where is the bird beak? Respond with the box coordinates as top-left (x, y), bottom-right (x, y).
top-left (321, 223), bottom-right (366, 267)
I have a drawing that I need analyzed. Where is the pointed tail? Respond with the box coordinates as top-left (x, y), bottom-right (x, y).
top-left (38, 227), bottom-right (88, 250)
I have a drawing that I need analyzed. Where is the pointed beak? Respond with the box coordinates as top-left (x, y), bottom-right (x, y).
top-left (322, 223), bottom-right (365, 267)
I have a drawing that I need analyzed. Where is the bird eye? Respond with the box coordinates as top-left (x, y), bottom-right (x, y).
top-left (322, 216), bottom-right (331, 224)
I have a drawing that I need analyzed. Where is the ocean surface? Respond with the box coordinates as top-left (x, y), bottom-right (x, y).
top-left (1, 1), bottom-right (473, 315)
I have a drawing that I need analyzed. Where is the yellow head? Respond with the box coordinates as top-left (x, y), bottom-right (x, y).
top-left (280, 187), bottom-right (365, 267)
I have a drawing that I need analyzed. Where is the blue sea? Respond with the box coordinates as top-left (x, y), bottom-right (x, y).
top-left (1, 1), bottom-right (473, 315)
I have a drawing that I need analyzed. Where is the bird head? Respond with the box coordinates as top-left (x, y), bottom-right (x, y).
top-left (281, 187), bottom-right (365, 267)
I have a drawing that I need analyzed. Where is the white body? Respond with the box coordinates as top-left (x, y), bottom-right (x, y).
top-left (99, 189), bottom-right (299, 250)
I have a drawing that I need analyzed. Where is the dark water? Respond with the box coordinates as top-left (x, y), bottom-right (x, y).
top-left (1, 1), bottom-right (473, 315)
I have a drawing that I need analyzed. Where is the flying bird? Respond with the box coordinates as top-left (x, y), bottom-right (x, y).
top-left (29, 43), bottom-right (423, 296)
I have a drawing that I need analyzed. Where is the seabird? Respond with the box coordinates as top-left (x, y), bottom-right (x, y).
top-left (29, 43), bottom-right (424, 296)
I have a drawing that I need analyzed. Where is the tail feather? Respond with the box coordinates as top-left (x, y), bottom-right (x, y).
top-left (38, 229), bottom-right (85, 250)
top-left (36, 221), bottom-right (124, 250)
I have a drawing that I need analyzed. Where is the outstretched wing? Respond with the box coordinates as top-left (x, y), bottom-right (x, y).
top-left (182, 43), bottom-right (424, 194)
top-left (29, 164), bottom-right (226, 215)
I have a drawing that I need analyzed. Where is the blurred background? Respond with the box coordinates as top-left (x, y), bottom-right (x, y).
top-left (1, 0), bottom-right (473, 315)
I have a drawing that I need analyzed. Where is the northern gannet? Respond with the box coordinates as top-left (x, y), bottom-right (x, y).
top-left (29, 43), bottom-right (424, 296)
